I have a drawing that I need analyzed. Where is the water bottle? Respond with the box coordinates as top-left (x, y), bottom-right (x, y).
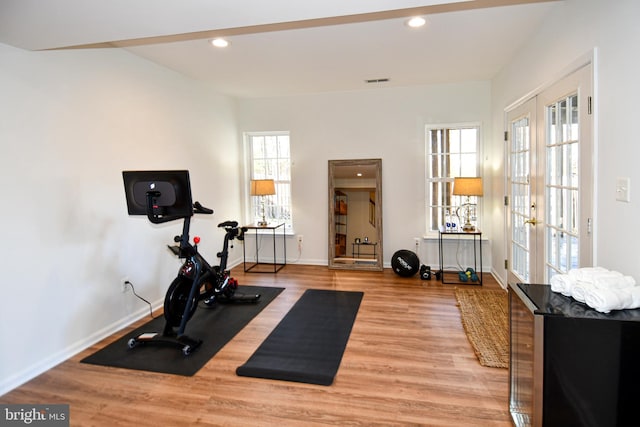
top-left (451, 210), bottom-right (458, 231)
top-left (445, 210), bottom-right (451, 232)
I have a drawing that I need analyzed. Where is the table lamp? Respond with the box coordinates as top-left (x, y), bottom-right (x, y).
top-left (453, 177), bottom-right (483, 232)
top-left (250, 179), bottom-right (276, 226)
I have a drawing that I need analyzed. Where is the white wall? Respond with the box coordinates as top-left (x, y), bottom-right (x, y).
top-left (0, 43), bottom-right (242, 395)
top-left (489, 0), bottom-right (640, 284)
top-left (237, 82), bottom-right (492, 269)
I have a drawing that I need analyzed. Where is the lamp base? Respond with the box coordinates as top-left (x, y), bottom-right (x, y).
top-left (462, 223), bottom-right (476, 232)
top-left (257, 220), bottom-right (268, 227)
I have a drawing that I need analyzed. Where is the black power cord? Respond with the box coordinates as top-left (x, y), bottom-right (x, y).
top-left (124, 280), bottom-right (156, 319)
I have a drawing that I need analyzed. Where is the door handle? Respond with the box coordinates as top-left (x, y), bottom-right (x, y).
top-left (524, 218), bottom-right (538, 226)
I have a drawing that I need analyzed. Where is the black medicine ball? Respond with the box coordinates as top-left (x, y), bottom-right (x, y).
top-left (391, 250), bottom-right (420, 277)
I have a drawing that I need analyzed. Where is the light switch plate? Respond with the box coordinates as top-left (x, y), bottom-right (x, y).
top-left (616, 177), bottom-right (631, 202)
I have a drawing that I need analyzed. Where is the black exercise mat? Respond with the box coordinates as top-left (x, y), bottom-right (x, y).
top-left (236, 289), bottom-right (363, 386)
top-left (82, 286), bottom-right (283, 376)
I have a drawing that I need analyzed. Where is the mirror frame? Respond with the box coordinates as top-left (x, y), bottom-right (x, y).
top-left (328, 159), bottom-right (383, 271)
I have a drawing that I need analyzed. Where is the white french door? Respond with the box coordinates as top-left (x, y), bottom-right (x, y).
top-left (507, 65), bottom-right (593, 285)
top-left (507, 98), bottom-right (537, 284)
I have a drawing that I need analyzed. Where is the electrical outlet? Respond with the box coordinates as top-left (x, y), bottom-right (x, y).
top-left (297, 235), bottom-right (304, 244)
top-left (414, 237), bottom-right (421, 249)
top-left (121, 276), bottom-right (129, 293)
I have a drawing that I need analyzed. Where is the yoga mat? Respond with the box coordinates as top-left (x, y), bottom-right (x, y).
top-left (236, 289), bottom-right (363, 385)
top-left (82, 285), bottom-right (283, 376)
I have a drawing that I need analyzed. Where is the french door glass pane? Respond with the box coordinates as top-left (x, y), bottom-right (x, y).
top-left (511, 116), bottom-right (531, 282)
top-left (545, 94), bottom-right (580, 278)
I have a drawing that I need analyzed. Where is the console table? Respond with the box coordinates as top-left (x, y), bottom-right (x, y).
top-left (351, 242), bottom-right (377, 259)
top-left (436, 230), bottom-right (482, 285)
top-left (242, 222), bottom-right (286, 273)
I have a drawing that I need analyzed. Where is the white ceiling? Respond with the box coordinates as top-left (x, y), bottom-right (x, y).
top-left (0, 0), bottom-right (560, 98)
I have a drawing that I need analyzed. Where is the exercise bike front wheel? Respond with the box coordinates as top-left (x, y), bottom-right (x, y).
top-left (164, 276), bottom-right (199, 327)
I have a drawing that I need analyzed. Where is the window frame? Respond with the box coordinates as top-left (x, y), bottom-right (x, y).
top-left (244, 131), bottom-right (293, 232)
top-left (425, 122), bottom-right (482, 236)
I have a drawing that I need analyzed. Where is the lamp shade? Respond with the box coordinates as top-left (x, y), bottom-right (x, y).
top-left (453, 177), bottom-right (483, 197)
top-left (250, 179), bottom-right (276, 196)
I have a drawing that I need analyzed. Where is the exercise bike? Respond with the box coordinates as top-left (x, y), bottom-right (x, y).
top-left (123, 171), bottom-right (260, 355)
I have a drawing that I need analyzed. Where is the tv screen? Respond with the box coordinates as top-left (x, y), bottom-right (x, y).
top-left (122, 170), bottom-right (193, 219)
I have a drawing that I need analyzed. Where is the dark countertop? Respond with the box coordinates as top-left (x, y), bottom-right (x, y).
top-left (511, 282), bottom-right (640, 321)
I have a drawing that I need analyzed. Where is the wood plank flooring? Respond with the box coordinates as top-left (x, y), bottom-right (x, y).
top-left (1, 265), bottom-right (512, 426)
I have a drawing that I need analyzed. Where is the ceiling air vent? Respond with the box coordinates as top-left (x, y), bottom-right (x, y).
top-left (365, 78), bottom-right (390, 84)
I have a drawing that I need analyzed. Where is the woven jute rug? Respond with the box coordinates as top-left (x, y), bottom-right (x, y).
top-left (454, 288), bottom-right (509, 369)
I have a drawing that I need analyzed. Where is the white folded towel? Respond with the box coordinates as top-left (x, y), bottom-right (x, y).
top-left (631, 287), bottom-right (640, 307)
top-left (571, 281), bottom-right (594, 303)
top-left (584, 288), bottom-right (627, 313)
top-left (568, 267), bottom-right (620, 285)
top-left (550, 274), bottom-right (576, 296)
top-left (584, 287), bottom-right (640, 313)
top-left (551, 267), bottom-right (640, 312)
top-left (593, 275), bottom-right (636, 290)
top-left (568, 267), bottom-right (609, 283)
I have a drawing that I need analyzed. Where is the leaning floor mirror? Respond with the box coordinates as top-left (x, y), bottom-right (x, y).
top-left (328, 159), bottom-right (383, 271)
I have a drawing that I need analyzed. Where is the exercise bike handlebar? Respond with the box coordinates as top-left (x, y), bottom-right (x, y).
top-left (144, 192), bottom-right (213, 224)
top-left (145, 191), bottom-right (184, 224)
top-left (193, 201), bottom-right (213, 215)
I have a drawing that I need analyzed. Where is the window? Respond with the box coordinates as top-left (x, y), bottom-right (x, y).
top-left (425, 124), bottom-right (481, 233)
top-left (245, 132), bottom-right (293, 230)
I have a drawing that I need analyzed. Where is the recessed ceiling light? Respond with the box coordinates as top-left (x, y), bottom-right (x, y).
top-left (210, 38), bottom-right (230, 48)
top-left (357, 173), bottom-right (363, 177)
top-left (406, 16), bottom-right (427, 28)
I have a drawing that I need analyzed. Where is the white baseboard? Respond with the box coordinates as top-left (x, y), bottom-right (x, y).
top-left (489, 268), bottom-right (507, 289)
top-left (0, 298), bottom-right (163, 397)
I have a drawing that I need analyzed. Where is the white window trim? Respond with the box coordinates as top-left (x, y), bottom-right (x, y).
top-left (424, 122), bottom-right (483, 238)
top-left (243, 131), bottom-right (295, 234)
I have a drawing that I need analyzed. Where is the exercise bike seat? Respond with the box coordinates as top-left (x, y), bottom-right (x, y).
top-left (218, 220), bottom-right (238, 228)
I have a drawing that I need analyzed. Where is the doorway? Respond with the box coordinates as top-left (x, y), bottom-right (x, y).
top-left (506, 65), bottom-right (593, 285)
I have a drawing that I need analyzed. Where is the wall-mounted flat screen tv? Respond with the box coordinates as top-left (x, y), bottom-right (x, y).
top-left (122, 170), bottom-right (193, 219)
